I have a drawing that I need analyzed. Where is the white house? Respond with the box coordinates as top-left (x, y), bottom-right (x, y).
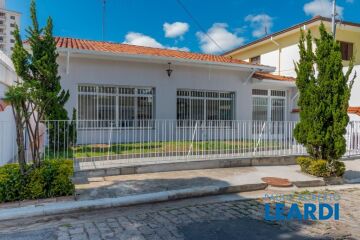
top-left (52, 37), bottom-right (298, 144)
top-left (224, 16), bottom-right (360, 121)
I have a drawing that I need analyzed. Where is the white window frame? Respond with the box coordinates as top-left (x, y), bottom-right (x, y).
top-left (176, 89), bottom-right (236, 122)
top-left (252, 89), bottom-right (287, 122)
top-left (77, 84), bottom-right (155, 129)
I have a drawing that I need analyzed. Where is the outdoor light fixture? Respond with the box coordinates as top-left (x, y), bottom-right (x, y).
top-left (166, 62), bottom-right (173, 77)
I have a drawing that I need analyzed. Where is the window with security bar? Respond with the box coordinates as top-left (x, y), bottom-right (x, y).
top-left (252, 89), bottom-right (286, 121)
top-left (78, 85), bottom-right (155, 128)
top-left (177, 89), bottom-right (235, 126)
top-left (252, 89), bottom-right (287, 133)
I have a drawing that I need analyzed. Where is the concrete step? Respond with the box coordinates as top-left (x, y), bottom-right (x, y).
top-left (74, 155), bottom-right (299, 179)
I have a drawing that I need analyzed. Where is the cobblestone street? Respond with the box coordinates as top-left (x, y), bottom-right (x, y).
top-left (1, 188), bottom-right (359, 240)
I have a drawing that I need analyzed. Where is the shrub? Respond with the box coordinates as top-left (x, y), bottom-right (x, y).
top-left (297, 157), bottom-right (346, 177)
top-left (297, 157), bottom-right (312, 172)
top-left (307, 160), bottom-right (330, 177)
top-left (0, 159), bottom-right (74, 203)
top-left (0, 164), bottom-right (27, 202)
top-left (332, 161), bottom-right (346, 177)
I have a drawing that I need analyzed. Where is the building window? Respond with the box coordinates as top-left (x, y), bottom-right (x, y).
top-left (0, 12), bottom-right (5, 17)
top-left (10, 16), bottom-right (15, 20)
top-left (10, 39), bottom-right (15, 43)
top-left (339, 41), bottom-right (353, 61)
top-left (78, 85), bottom-right (155, 128)
top-left (252, 89), bottom-right (286, 122)
top-left (177, 89), bottom-right (235, 124)
top-left (10, 23), bottom-right (15, 28)
top-left (250, 55), bottom-right (261, 64)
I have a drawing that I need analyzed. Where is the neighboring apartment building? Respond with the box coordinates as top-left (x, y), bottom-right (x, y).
top-left (224, 16), bottom-right (360, 120)
top-left (0, 0), bottom-right (20, 56)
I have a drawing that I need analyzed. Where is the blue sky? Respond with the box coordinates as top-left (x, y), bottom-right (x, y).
top-left (7, 0), bottom-right (360, 54)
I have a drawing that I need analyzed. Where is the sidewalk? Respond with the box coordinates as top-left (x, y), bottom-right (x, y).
top-left (0, 159), bottom-right (359, 221)
top-left (75, 165), bottom-right (323, 200)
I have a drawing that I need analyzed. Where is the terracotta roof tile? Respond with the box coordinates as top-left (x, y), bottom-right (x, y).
top-left (253, 72), bottom-right (295, 82)
top-left (292, 107), bottom-right (360, 116)
top-left (0, 100), bottom-right (10, 112)
top-left (53, 37), bottom-right (263, 67)
top-left (348, 107), bottom-right (360, 116)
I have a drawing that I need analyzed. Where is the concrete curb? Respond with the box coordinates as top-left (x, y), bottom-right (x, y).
top-left (0, 183), bottom-right (268, 221)
top-left (292, 180), bottom-right (326, 188)
top-left (74, 156), bottom-right (300, 178)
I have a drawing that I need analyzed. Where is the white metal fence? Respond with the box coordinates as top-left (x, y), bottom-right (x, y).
top-left (1, 120), bottom-right (360, 166)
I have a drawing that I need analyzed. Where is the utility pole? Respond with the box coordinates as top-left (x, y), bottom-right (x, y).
top-left (102, 0), bottom-right (106, 41)
top-left (331, 0), bottom-right (337, 38)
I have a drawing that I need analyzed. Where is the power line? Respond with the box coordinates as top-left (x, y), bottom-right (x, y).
top-left (175, 0), bottom-right (225, 53)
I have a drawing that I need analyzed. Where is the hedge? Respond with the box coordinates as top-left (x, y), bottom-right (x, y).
top-left (296, 157), bottom-right (345, 177)
top-left (0, 159), bottom-right (74, 203)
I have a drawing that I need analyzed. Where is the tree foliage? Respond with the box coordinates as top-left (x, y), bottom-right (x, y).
top-left (5, 0), bottom-right (74, 169)
top-left (294, 23), bottom-right (355, 161)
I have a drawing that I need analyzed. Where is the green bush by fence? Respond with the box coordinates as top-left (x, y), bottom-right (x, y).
top-left (0, 159), bottom-right (74, 203)
top-left (297, 157), bottom-right (345, 178)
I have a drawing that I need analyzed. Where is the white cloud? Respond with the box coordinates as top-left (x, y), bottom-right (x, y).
top-left (245, 14), bottom-right (273, 38)
top-left (304, 0), bottom-right (344, 18)
top-left (346, 0), bottom-right (354, 3)
top-left (123, 32), bottom-right (189, 51)
top-left (124, 32), bottom-right (164, 48)
top-left (169, 46), bottom-right (190, 51)
top-left (196, 23), bottom-right (244, 54)
top-left (163, 22), bottom-right (189, 38)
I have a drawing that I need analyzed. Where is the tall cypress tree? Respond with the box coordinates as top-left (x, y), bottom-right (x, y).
top-left (9, 0), bottom-right (73, 165)
top-left (27, 0), bottom-right (71, 150)
top-left (294, 23), bottom-right (355, 161)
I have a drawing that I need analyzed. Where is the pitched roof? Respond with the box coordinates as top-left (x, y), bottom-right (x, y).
top-left (253, 72), bottom-right (295, 82)
top-left (224, 16), bottom-right (360, 56)
top-left (54, 37), bottom-right (263, 67)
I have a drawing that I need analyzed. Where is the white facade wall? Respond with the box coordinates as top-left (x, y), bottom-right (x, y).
top-left (278, 45), bottom-right (299, 77)
top-left (0, 50), bottom-right (17, 165)
top-left (345, 65), bottom-right (360, 107)
top-left (260, 51), bottom-right (279, 73)
top-left (0, 83), bottom-right (16, 165)
top-left (60, 57), bottom-right (256, 120)
top-left (57, 56), bottom-right (294, 144)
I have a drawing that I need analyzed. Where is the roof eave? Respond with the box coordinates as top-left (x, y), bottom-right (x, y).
top-left (57, 47), bottom-right (276, 72)
top-left (254, 78), bottom-right (296, 86)
top-left (224, 16), bottom-right (360, 56)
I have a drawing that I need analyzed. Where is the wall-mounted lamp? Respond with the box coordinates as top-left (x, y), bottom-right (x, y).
top-left (166, 62), bottom-right (173, 77)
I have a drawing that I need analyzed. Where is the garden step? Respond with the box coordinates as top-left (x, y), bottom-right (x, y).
top-left (73, 155), bottom-right (299, 178)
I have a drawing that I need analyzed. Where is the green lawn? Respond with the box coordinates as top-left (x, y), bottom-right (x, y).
top-left (45, 140), bottom-right (283, 159)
